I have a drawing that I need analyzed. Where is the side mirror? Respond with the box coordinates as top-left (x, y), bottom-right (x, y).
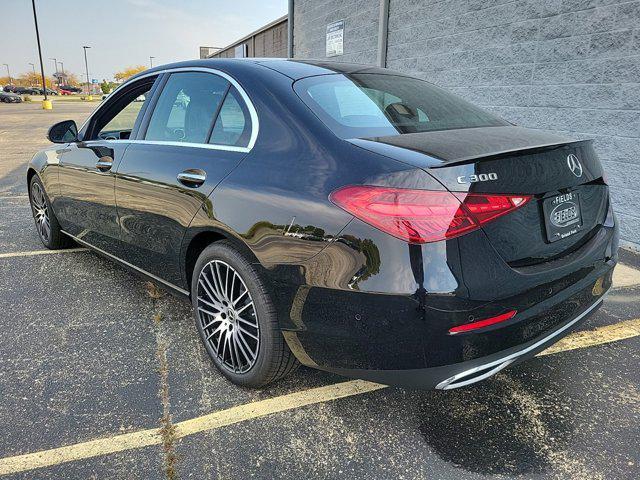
top-left (47, 120), bottom-right (78, 143)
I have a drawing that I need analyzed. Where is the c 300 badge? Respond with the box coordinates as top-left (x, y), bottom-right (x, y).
top-left (456, 173), bottom-right (498, 184)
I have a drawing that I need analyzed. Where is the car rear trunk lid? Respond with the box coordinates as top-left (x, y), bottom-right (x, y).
top-left (348, 126), bottom-right (609, 266)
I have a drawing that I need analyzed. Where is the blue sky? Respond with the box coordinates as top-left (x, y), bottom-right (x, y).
top-left (2, 0), bottom-right (286, 82)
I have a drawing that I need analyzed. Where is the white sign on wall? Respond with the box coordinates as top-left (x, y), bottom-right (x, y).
top-left (326, 20), bottom-right (344, 57)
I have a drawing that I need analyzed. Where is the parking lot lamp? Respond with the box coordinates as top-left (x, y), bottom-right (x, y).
top-left (49, 58), bottom-right (58, 88)
top-left (2, 64), bottom-right (11, 85)
top-left (29, 62), bottom-right (36, 85)
top-left (83, 46), bottom-right (92, 100)
top-left (150, 56), bottom-right (155, 68)
top-left (31, 0), bottom-right (51, 108)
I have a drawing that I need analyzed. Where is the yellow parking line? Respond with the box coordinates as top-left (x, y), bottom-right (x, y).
top-left (538, 317), bottom-right (640, 356)
top-left (0, 317), bottom-right (638, 476)
top-left (0, 248), bottom-right (88, 259)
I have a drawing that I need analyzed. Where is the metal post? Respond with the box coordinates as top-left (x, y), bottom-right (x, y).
top-left (377, 0), bottom-right (390, 68)
top-left (32, 0), bottom-right (50, 106)
top-left (83, 46), bottom-right (91, 96)
top-left (287, 0), bottom-right (294, 58)
top-left (2, 64), bottom-right (11, 85)
top-left (150, 56), bottom-right (155, 68)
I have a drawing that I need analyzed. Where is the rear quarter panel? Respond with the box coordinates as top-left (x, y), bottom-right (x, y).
top-left (186, 64), bottom-right (445, 267)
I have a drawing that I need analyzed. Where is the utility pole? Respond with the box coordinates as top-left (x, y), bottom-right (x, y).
top-left (2, 64), bottom-right (11, 85)
top-left (83, 45), bottom-right (91, 98)
top-left (59, 61), bottom-right (64, 85)
top-left (150, 56), bottom-right (155, 68)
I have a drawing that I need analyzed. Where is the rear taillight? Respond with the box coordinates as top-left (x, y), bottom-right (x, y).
top-left (329, 186), bottom-right (531, 243)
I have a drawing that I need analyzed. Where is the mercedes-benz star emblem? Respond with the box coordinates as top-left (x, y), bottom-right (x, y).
top-left (567, 154), bottom-right (583, 178)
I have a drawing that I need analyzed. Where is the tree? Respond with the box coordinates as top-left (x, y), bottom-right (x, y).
top-left (100, 80), bottom-right (117, 94)
top-left (114, 65), bottom-right (147, 83)
top-left (64, 73), bottom-right (80, 86)
top-left (18, 72), bottom-right (56, 88)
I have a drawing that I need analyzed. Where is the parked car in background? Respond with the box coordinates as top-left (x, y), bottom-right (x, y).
top-left (0, 91), bottom-right (23, 103)
top-left (3, 85), bottom-right (18, 93)
top-left (59, 89), bottom-right (73, 95)
top-left (27, 59), bottom-right (618, 391)
top-left (59, 85), bottom-right (82, 93)
top-left (33, 87), bottom-right (58, 96)
top-left (14, 86), bottom-right (41, 95)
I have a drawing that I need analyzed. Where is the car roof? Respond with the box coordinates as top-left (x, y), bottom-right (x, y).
top-left (131, 58), bottom-right (404, 82)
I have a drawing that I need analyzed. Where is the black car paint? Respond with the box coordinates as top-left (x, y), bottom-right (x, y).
top-left (28, 58), bottom-right (618, 389)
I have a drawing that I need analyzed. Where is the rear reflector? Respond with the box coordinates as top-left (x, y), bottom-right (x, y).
top-left (449, 310), bottom-right (517, 335)
top-left (329, 185), bottom-right (531, 243)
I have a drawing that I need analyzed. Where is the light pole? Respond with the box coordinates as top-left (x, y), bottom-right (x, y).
top-left (150, 56), bottom-right (155, 68)
top-left (59, 61), bottom-right (64, 86)
top-left (2, 64), bottom-right (11, 85)
top-left (49, 58), bottom-right (59, 89)
top-left (28, 63), bottom-right (36, 85)
top-left (82, 45), bottom-right (91, 98)
top-left (32, 0), bottom-right (50, 107)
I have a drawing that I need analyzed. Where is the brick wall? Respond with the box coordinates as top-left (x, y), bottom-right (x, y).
top-left (293, 0), bottom-right (640, 248)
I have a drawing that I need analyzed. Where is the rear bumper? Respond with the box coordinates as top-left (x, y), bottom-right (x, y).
top-left (353, 291), bottom-right (606, 390)
top-left (284, 265), bottom-right (611, 388)
top-left (269, 219), bottom-right (617, 388)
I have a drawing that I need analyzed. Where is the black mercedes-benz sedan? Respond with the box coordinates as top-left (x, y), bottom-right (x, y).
top-left (27, 59), bottom-right (618, 389)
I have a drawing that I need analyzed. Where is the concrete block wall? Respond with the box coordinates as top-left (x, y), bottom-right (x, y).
top-left (293, 0), bottom-right (640, 248)
top-left (293, 0), bottom-right (380, 64)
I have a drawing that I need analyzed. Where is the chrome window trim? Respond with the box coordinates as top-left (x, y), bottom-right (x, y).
top-left (79, 66), bottom-right (259, 152)
top-left (96, 139), bottom-right (250, 154)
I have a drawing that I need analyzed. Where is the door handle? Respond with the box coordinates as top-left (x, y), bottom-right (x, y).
top-left (177, 169), bottom-right (206, 188)
top-left (96, 156), bottom-right (113, 172)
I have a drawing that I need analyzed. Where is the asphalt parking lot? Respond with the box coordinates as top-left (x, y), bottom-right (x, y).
top-left (0, 102), bottom-right (639, 479)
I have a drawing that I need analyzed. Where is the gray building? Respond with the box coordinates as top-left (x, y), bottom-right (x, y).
top-left (210, 1), bottom-right (640, 250)
top-left (208, 15), bottom-right (288, 59)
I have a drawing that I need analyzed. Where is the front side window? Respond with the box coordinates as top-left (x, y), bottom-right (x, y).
top-left (294, 73), bottom-right (509, 139)
top-left (93, 79), bottom-right (155, 140)
top-left (145, 72), bottom-right (229, 144)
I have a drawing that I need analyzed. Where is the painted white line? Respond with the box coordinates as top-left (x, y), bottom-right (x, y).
top-left (0, 195), bottom-right (29, 200)
top-left (0, 248), bottom-right (88, 259)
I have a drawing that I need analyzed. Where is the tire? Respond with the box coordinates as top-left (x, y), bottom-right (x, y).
top-left (191, 241), bottom-right (299, 388)
top-left (29, 175), bottom-right (70, 249)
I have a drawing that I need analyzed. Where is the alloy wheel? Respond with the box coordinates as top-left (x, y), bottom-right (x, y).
top-left (196, 260), bottom-right (259, 373)
top-left (31, 182), bottom-right (51, 244)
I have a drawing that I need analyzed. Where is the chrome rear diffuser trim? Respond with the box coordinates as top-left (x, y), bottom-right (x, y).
top-left (436, 292), bottom-right (607, 390)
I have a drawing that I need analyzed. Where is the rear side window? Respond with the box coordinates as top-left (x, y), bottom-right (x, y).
top-left (294, 73), bottom-right (508, 139)
top-left (209, 87), bottom-right (252, 148)
top-left (145, 72), bottom-right (229, 144)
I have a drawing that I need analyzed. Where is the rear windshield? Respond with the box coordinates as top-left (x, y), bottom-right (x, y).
top-left (294, 73), bottom-right (509, 138)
